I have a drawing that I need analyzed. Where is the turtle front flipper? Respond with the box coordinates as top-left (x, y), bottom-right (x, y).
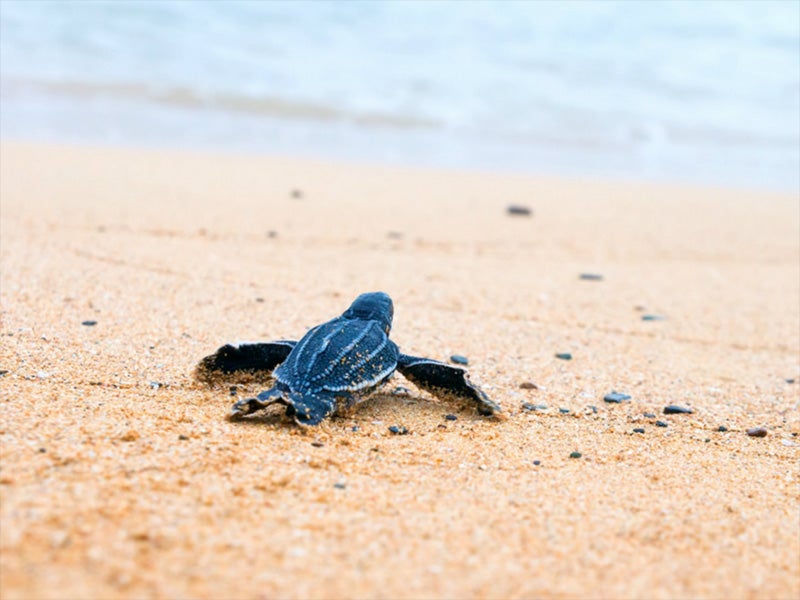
top-left (396, 354), bottom-right (500, 416)
top-left (195, 341), bottom-right (296, 384)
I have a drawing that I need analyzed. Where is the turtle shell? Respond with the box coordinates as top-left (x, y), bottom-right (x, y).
top-left (274, 316), bottom-right (398, 394)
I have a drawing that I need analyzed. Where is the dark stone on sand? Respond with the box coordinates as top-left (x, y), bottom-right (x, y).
top-left (533, 460), bottom-right (541, 466)
top-left (290, 189), bottom-right (303, 199)
top-left (717, 425), bottom-right (728, 432)
top-left (311, 441), bottom-right (324, 447)
top-left (522, 403), bottom-right (547, 411)
top-left (664, 405), bottom-right (694, 415)
top-left (786, 378), bottom-right (796, 384)
top-left (633, 428), bottom-right (645, 434)
top-left (229, 387), bottom-right (238, 396)
top-left (506, 205), bottom-right (532, 216)
top-left (178, 434), bottom-right (189, 441)
top-left (0, 370), bottom-right (8, 376)
top-left (450, 354), bottom-right (469, 365)
top-left (82, 320), bottom-right (97, 326)
top-left (579, 273), bottom-right (604, 281)
top-left (255, 297), bottom-right (265, 302)
top-left (555, 352), bottom-right (572, 360)
top-left (746, 427), bottom-right (768, 438)
top-left (641, 314), bottom-right (666, 322)
top-left (388, 425), bottom-right (409, 435)
top-left (604, 392), bottom-right (631, 403)
top-left (387, 231), bottom-right (403, 239)
top-left (559, 408), bottom-right (570, 414)
top-left (445, 414), bottom-right (457, 421)
top-left (655, 421), bottom-right (668, 427)
top-left (569, 451), bottom-right (582, 459)
top-left (643, 412), bottom-right (656, 418)
top-left (38, 448), bottom-right (46, 453)
top-left (333, 482), bottom-right (346, 489)
top-left (587, 405), bottom-right (598, 414)
top-left (519, 381), bottom-right (538, 390)
top-left (266, 230), bottom-right (278, 238)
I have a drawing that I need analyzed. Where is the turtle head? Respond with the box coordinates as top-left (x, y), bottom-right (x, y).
top-left (343, 292), bottom-right (394, 332)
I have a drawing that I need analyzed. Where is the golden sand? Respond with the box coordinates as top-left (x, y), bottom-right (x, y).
top-left (1, 141), bottom-right (798, 599)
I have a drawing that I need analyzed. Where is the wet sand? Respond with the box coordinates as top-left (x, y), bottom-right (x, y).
top-left (1, 140), bottom-right (798, 600)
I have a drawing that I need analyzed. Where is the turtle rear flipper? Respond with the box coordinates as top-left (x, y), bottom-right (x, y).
top-left (286, 391), bottom-right (340, 426)
top-left (230, 387), bottom-right (288, 419)
top-left (397, 354), bottom-right (500, 416)
top-left (195, 341), bottom-right (296, 383)
top-left (230, 387), bottom-right (340, 426)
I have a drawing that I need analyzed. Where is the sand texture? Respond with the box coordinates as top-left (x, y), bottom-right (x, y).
top-left (1, 141), bottom-right (798, 600)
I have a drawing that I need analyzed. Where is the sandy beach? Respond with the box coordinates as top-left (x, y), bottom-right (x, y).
top-left (1, 140), bottom-right (798, 599)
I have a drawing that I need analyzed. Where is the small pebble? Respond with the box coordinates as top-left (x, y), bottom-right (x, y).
top-left (392, 386), bottom-right (411, 395)
top-left (558, 408), bottom-right (570, 414)
top-left (506, 205), bottom-right (532, 216)
top-left (746, 427), bottom-right (768, 438)
top-left (388, 425), bottom-right (408, 435)
top-left (633, 428), bottom-right (645, 434)
top-left (311, 441), bottom-right (324, 448)
top-left (229, 387), bottom-right (238, 396)
top-left (178, 434), bottom-right (189, 441)
top-left (604, 392), bottom-right (631, 403)
top-left (149, 381), bottom-right (163, 390)
top-left (786, 378), bottom-right (796, 384)
top-left (333, 482), bottom-right (346, 489)
top-left (579, 273), bottom-right (604, 281)
top-left (519, 381), bottom-right (538, 390)
top-left (663, 405), bottom-right (694, 415)
top-left (569, 451), bottom-right (582, 459)
top-left (522, 403), bottom-right (547, 411)
top-left (641, 314), bottom-right (666, 322)
top-left (255, 297), bottom-right (265, 302)
top-left (0, 370), bottom-right (8, 376)
top-left (450, 354), bottom-right (469, 365)
top-left (445, 414), bottom-right (457, 421)
top-left (351, 426), bottom-right (360, 432)
top-left (717, 425), bottom-right (728, 432)
top-left (38, 447), bottom-right (46, 453)
top-left (655, 421), bottom-right (668, 428)
top-left (533, 460), bottom-right (541, 466)
top-left (81, 320), bottom-right (98, 326)
top-left (387, 231), bottom-right (403, 240)
top-left (290, 189), bottom-right (303, 199)
top-left (643, 412), bottom-right (656, 418)
top-left (266, 231), bottom-right (278, 239)
top-left (587, 405), bottom-right (598, 414)
top-left (555, 352), bottom-right (572, 360)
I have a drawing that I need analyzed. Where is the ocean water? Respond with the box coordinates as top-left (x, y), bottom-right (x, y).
top-left (1, 0), bottom-right (798, 191)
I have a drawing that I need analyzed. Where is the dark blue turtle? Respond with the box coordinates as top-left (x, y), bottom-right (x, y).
top-left (195, 291), bottom-right (500, 425)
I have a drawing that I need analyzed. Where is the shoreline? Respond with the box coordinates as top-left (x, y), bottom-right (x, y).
top-left (1, 140), bottom-right (798, 599)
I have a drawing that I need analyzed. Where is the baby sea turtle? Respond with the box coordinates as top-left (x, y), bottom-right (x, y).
top-left (195, 291), bottom-right (499, 425)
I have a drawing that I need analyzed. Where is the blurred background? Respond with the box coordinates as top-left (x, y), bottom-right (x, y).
top-left (1, 0), bottom-right (798, 191)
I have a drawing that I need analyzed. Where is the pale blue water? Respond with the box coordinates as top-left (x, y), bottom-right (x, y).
top-left (1, 0), bottom-right (798, 191)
